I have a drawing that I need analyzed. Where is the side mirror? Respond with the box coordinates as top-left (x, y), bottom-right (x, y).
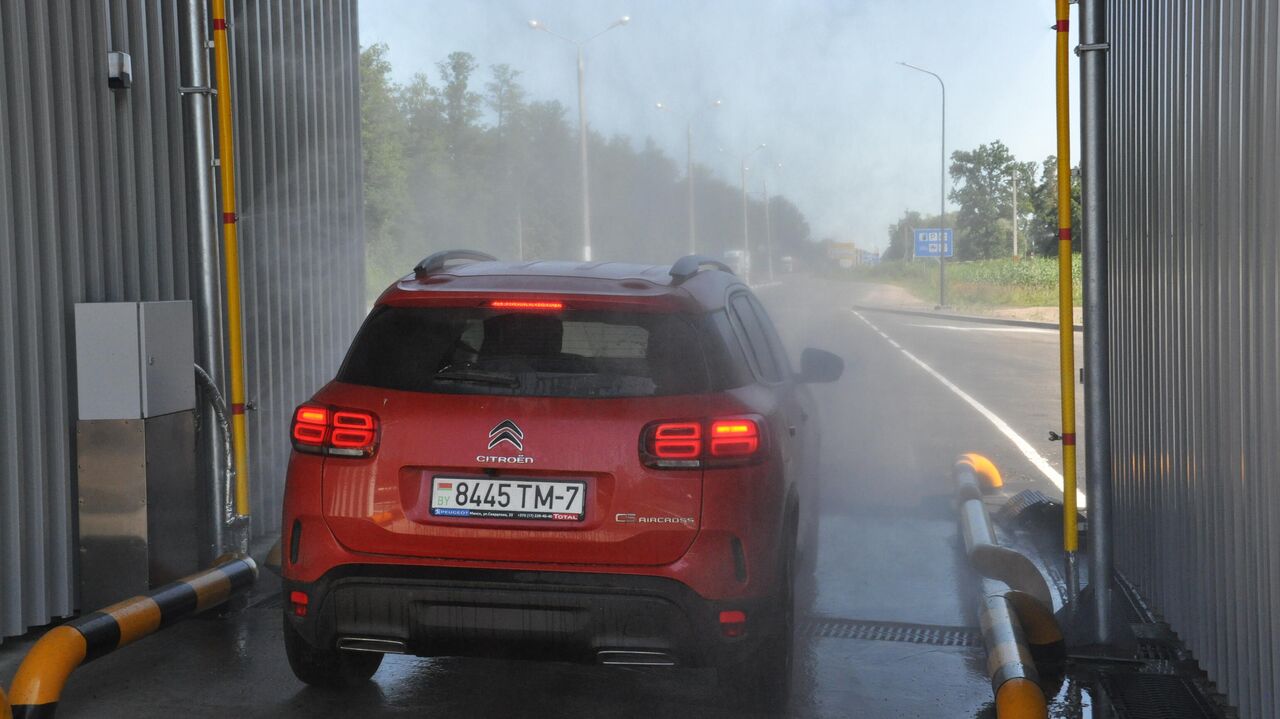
top-left (799, 348), bottom-right (843, 383)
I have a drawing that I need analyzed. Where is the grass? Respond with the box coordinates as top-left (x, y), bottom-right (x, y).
top-left (841, 255), bottom-right (1083, 308)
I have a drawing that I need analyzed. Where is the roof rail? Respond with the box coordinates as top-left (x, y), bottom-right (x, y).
top-left (669, 254), bottom-right (735, 284)
top-left (413, 250), bottom-right (498, 280)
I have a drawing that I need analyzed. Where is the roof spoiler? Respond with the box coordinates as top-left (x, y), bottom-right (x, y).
top-left (413, 250), bottom-right (498, 280)
top-left (669, 254), bottom-right (735, 284)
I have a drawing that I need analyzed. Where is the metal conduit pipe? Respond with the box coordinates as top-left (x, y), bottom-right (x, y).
top-left (194, 365), bottom-right (236, 526)
top-left (179, 0), bottom-right (229, 562)
top-left (1079, 0), bottom-right (1114, 646)
top-left (2, 557), bottom-right (257, 718)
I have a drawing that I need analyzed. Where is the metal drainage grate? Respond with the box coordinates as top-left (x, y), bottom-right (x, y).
top-left (1099, 673), bottom-right (1219, 719)
top-left (800, 616), bottom-right (981, 647)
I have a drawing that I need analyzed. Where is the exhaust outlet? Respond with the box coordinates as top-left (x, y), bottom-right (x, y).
top-left (596, 650), bottom-right (677, 667)
top-left (338, 637), bottom-right (408, 654)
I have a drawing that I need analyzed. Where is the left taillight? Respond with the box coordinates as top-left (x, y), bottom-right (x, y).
top-left (291, 404), bottom-right (379, 457)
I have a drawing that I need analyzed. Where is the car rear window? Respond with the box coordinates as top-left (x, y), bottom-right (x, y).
top-left (337, 306), bottom-right (723, 397)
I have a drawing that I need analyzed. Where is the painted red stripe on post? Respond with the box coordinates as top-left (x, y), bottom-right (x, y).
top-left (1061, 433), bottom-right (1076, 445)
top-left (1056, 19), bottom-right (1069, 32)
top-left (231, 403), bottom-right (246, 415)
top-left (222, 212), bottom-right (237, 224)
top-left (1059, 228), bottom-right (1072, 241)
top-left (213, 19), bottom-right (227, 30)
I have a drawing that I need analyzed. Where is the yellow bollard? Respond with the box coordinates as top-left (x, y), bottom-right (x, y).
top-left (959, 452), bottom-right (1004, 491)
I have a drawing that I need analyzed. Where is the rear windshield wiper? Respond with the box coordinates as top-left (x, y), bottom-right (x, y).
top-left (432, 368), bottom-right (520, 388)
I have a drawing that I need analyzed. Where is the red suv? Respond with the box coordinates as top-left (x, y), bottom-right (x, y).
top-left (280, 251), bottom-right (842, 706)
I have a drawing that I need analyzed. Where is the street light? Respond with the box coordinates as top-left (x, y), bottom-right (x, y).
top-left (760, 161), bottom-right (783, 283)
top-left (1011, 171), bottom-right (1020, 257)
top-left (737, 143), bottom-right (767, 284)
top-left (655, 98), bottom-right (722, 254)
top-left (897, 61), bottom-right (948, 307)
top-left (529, 15), bottom-right (631, 262)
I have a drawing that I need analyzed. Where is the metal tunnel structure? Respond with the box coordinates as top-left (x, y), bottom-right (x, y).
top-left (1108, 3), bottom-right (1280, 716)
top-left (0, 0), bottom-right (363, 641)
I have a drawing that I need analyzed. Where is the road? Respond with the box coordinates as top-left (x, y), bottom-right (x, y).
top-left (2, 275), bottom-right (1081, 718)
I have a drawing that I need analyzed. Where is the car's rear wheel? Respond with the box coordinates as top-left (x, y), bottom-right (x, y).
top-left (283, 616), bottom-right (383, 688)
top-left (717, 529), bottom-right (796, 712)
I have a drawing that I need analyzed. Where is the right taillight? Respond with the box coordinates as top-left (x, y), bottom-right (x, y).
top-left (642, 416), bottom-right (765, 469)
top-left (710, 419), bottom-right (760, 457)
top-left (291, 404), bottom-right (379, 457)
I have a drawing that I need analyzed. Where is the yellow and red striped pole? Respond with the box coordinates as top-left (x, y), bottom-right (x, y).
top-left (211, 0), bottom-right (250, 521)
top-left (1054, 0), bottom-right (1080, 574)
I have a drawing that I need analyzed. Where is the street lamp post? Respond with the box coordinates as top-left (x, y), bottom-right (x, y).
top-left (898, 61), bottom-right (947, 307)
top-left (1012, 173), bottom-right (1019, 257)
top-left (737, 143), bottom-right (767, 284)
top-left (762, 178), bottom-right (773, 283)
top-left (760, 161), bottom-right (782, 283)
top-left (655, 99), bottom-right (722, 254)
top-left (529, 16), bottom-right (631, 262)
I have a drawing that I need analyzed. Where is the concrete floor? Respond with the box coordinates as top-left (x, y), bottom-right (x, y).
top-left (3, 276), bottom-right (1090, 718)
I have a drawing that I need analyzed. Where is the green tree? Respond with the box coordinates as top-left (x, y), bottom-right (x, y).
top-left (948, 140), bottom-right (1032, 260)
top-left (359, 44), bottom-right (408, 252)
top-left (359, 46), bottom-right (818, 297)
top-left (438, 51), bottom-right (481, 148)
top-left (485, 64), bottom-right (526, 133)
top-left (1027, 154), bottom-right (1082, 256)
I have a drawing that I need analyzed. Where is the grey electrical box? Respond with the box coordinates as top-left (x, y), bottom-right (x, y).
top-left (74, 301), bottom-right (195, 420)
top-left (77, 413), bottom-right (198, 609)
top-left (74, 301), bottom-right (199, 609)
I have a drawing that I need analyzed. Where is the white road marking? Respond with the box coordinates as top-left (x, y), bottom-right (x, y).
top-left (910, 323), bottom-right (1056, 335)
top-left (852, 310), bottom-right (1087, 507)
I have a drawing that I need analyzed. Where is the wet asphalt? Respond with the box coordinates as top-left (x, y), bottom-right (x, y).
top-left (1, 275), bottom-right (1083, 718)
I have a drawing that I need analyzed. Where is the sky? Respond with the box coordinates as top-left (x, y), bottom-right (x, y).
top-left (359, 0), bottom-right (1082, 252)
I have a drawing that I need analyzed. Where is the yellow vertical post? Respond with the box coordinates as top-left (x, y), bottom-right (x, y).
top-left (1054, 0), bottom-right (1079, 562)
top-left (211, 0), bottom-right (250, 519)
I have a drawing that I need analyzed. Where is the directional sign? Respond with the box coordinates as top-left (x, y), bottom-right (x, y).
top-left (913, 228), bottom-right (954, 258)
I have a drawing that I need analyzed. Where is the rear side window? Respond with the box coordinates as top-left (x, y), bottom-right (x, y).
top-left (729, 294), bottom-right (783, 382)
top-left (337, 306), bottom-right (714, 398)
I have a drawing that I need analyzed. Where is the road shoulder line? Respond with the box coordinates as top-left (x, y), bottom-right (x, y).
top-left (851, 309), bottom-right (1087, 508)
top-left (852, 303), bottom-right (1083, 332)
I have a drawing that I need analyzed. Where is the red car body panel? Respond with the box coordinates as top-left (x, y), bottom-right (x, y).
top-left (280, 258), bottom-right (822, 669)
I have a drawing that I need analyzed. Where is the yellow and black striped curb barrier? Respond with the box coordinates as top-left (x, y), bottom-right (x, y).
top-left (980, 587), bottom-right (1049, 717)
top-left (955, 455), bottom-right (1057, 719)
top-left (1, 556), bottom-right (257, 719)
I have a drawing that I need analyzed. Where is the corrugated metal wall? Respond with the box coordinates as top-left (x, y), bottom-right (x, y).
top-left (1109, 2), bottom-right (1279, 716)
top-left (0, 0), bottom-right (362, 640)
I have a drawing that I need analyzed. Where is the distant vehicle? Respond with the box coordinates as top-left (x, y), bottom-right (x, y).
top-left (280, 250), bottom-right (844, 709)
top-left (780, 255), bottom-right (794, 273)
top-left (723, 248), bottom-right (750, 276)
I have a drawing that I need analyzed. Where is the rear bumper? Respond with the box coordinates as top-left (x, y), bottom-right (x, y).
top-left (284, 565), bottom-right (772, 667)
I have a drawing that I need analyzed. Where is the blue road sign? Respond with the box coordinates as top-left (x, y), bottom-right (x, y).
top-left (913, 228), bottom-right (954, 258)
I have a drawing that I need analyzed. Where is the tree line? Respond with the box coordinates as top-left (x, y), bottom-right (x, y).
top-left (361, 44), bottom-right (814, 292)
top-left (883, 140), bottom-right (1082, 261)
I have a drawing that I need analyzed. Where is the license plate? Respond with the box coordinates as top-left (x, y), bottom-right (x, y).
top-left (430, 477), bottom-right (586, 522)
